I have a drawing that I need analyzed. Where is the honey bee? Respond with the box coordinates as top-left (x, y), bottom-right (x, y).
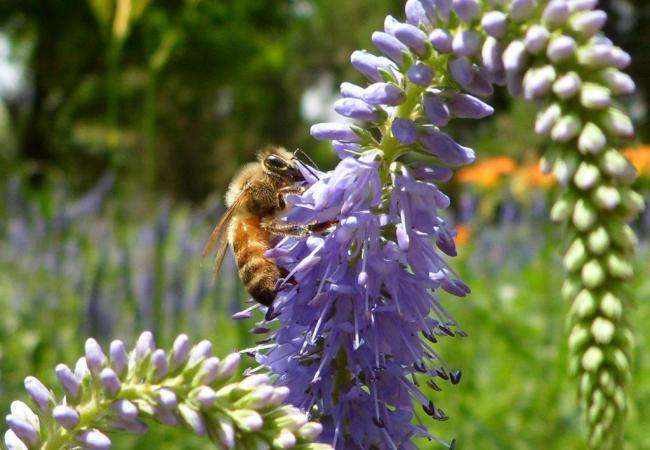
top-left (203, 146), bottom-right (311, 306)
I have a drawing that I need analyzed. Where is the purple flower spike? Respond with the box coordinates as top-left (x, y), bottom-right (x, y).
top-left (447, 93), bottom-right (494, 119)
top-left (543, 0), bottom-right (570, 27)
top-left (481, 11), bottom-right (507, 38)
top-left (420, 131), bottom-right (476, 165)
top-left (372, 32), bottom-right (409, 65)
top-left (77, 429), bottom-right (111, 450)
top-left (453, 0), bottom-right (480, 22)
top-left (393, 23), bottom-right (428, 55)
top-left (334, 98), bottom-right (378, 121)
top-left (392, 118), bottom-right (419, 144)
top-left (453, 30), bottom-right (482, 57)
top-left (423, 92), bottom-right (450, 126)
top-left (340, 82), bottom-right (366, 99)
top-left (362, 82), bottom-right (406, 106)
top-left (429, 29), bottom-right (453, 53)
top-left (351, 50), bottom-right (395, 82)
top-left (407, 62), bottom-right (434, 86)
top-left (405, 0), bottom-right (431, 27)
top-left (510, 0), bottom-right (537, 21)
top-left (547, 35), bottom-right (576, 62)
top-left (311, 123), bottom-right (360, 142)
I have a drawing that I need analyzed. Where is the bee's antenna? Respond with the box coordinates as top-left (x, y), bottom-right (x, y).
top-left (294, 148), bottom-right (320, 180)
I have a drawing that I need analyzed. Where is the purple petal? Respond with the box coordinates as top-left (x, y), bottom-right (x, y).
top-left (447, 93), bottom-right (494, 119)
top-left (394, 23), bottom-right (428, 55)
top-left (372, 32), bottom-right (408, 65)
top-left (392, 118), bottom-right (418, 144)
top-left (420, 131), bottom-right (476, 165)
top-left (362, 83), bottom-right (406, 106)
top-left (423, 92), bottom-right (450, 126)
top-left (340, 82), bottom-right (366, 99)
top-left (429, 29), bottom-right (453, 53)
top-left (311, 123), bottom-right (360, 142)
top-left (407, 63), bottom-right (434, 86)
top-left (334, 98), bottom-right (378, 121)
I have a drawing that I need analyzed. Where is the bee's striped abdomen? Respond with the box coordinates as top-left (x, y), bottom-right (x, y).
top-left (232, 216), bottom-right (280, 306)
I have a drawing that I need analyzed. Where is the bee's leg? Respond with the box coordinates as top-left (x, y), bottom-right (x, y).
top-left (278, 185), bottom-right (305, 196)
top-left (261, 218), bottom-right (311, 237)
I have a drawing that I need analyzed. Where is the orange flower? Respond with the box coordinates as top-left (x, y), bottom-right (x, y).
top-left (623, 146), bottom-right (650, 175)
top-left (515, 163), bottom-right (555, 188)
top-left (455, 224), bottom-right (473, 247)
top-left (456, 156), bottom-right (516, 188)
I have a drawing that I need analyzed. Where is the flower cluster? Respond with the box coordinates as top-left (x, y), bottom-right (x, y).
top-left (256, 1), bottom-right (503, 449)
top-left (4, 332), bottom-right (331, 450)
top-left (254, 1), bottom-right (641, 449)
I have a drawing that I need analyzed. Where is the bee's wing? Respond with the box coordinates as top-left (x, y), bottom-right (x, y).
top-left (202, 188), bottom-right (249, 277)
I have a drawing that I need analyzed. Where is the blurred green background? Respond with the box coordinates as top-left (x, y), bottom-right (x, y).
top-left (0, 0), bottom-right (648, 449)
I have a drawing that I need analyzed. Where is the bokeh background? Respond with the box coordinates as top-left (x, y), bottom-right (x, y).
top-left (0, 0), bottom-right (648, 449)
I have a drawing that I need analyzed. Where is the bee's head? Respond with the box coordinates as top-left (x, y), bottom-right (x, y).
top-left (259, 146), bottom-right (304, 183)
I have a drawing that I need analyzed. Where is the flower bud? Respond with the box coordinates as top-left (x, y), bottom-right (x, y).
top-left (551, 114), bottom-right (581, 143)
top-left (423, 92), bottom-right (450, 126)
top-left (372, 32), bottom-right (408, 65)
top-left (573, 289), bottom-right (597, 318)
top-left (420, 131), bottom-right (475, 165)
top-left (76, 429), bottom-right (112, 450)
top-left (85, 338), bottom-right (106, 375)
top-left (340, 82), bottom-right (366, 99)
top-left (606, 253), bottom-right (633, 279)
top-left (392, 118), bottom-right (418, 144)
top-left (453, 0), bottom-right (480, 22)
top-left (535, 103), bottom-right (561, 135)
top-left (553, 71), bottom-right (581, 99)
top-left (230, 409), bottom-right (263, 432)
top-left (171, 334), bottom-right (191, 369)
top-left (587, 227), bottom-right (610, 254)
top-left (577, 122), bottom-right (606, 154)
top-left (600, 69), bottom-right (635, 95)
top-left (334, 98), bottom-right (378, 121)
top-left (572, 199), bottom-right (597, 231)
top-left (600, 108), bottom-right (634, 138)
top-left (55, 364), bottom-right (81, 399)
top-left (574, 162), bottom-right (600, 190)
top-left (523, 65), bottom-right (556, 99)
top-left (580, 83), bottom-right (611, 109)
top-left (310, 123), bottom-right (359, 142)
top-left (114, 399), bottom-right (139, 420)
top-left (135, 331), bottom-right (155, 361)
top-left (550, 196), bottom-right (573, 222)
top-left (6, 416), bottom-right (39, 447)
top-left (4, 429), bottom-right (28, 450)
top-left (503, 40), bottom-right (527, 73)
top-left (405, 0), bottom-right (431, 27)
top-left (24, 377), bottom-right (51, 412)
top-left (178, 404), bottom-right (207, 436)
top-left (524, 25), bottom-right (550, 54)
top-left (407, 63), bottom-right (434, 86)
top-left (393, 23), bottom-right (428, 55)
top-left (570, 10), bottom-right (607, 37)
top-left (429, 29), bottom-right (453, 53)
top-left (109, 340), bottom-right (128, 376)
top-left (53, 405), bottom-right (80, 429)
top-left (363, 83), bottom-right (406, 106)
top-left (100, 368), bottom-right (121, 397)
top-left (447, 93), bottom-right (494, 119)
top-left (592, 185), bottom-right (621, 210)
top-left (481, 11), bottom-right (507, 38)
top-left (582, 259), bottom-right (605, 288)
top-left (547, 35), bottom-right (576, 62)
top-left (582, 346), bottom-right (604, 372)
top-left (453, 30), bottom-right (481, 56)
top-left (600, 292), bottom-right (623, 320)
top-left (510, 0), bottom-right (537, 22)
top-left (569, 326), bottom-right (590, 353)
top-left (563, 238), bottom-right (587, 272)
top-left (351, 50), bottom-right (394, 82)
top-left (570, 0), bottom-right (597, 12)
top-left (542, 0), bottom-right (570, 26)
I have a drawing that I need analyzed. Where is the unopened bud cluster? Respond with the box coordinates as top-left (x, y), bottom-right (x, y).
top-left (4, 332), bottom-right (330, 450)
